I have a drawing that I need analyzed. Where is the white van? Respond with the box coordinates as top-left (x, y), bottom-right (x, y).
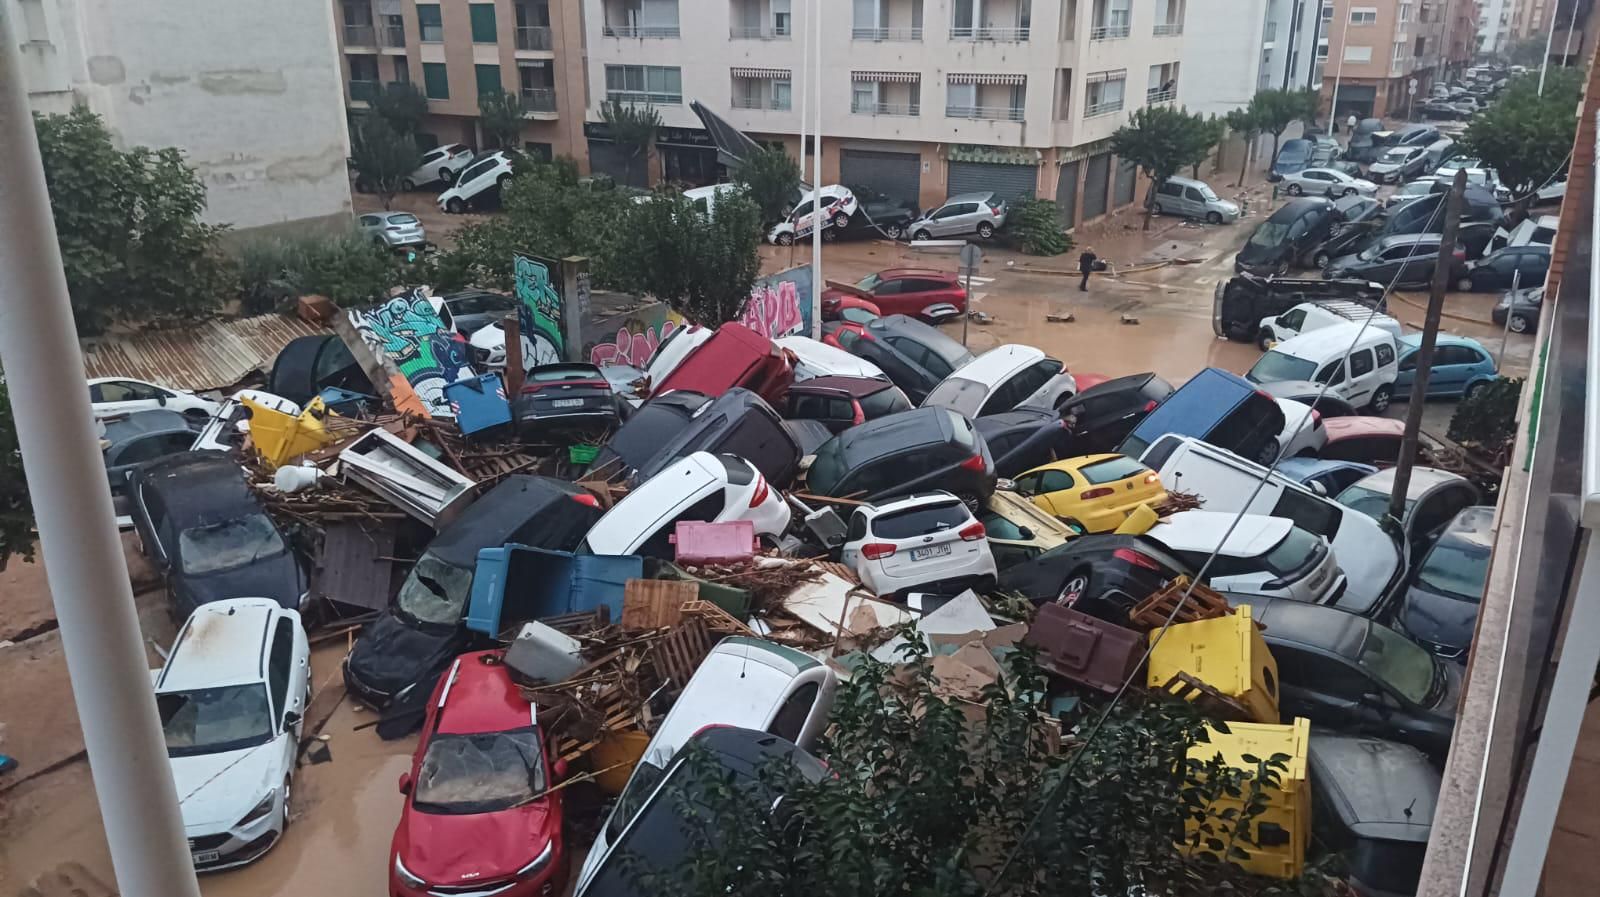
top-left (1150, 176), bottom-right (1242, 224)
top-left (1255, 300), bottom-right (1404, 350)
top-left (683, 183), bottom-right (744, 216)
top-left (1246, 323), bottom-right (1400, 413)
top-left (1138, 434), bottom-right (1403, 616)
top-left (1488, 214), bottom-right (1558, 255)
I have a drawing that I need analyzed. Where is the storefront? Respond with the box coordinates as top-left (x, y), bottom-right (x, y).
top-left (945, 145), bottom-right (1039, 205)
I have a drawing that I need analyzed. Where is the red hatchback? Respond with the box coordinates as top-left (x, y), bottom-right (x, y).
top-left (650, 321), bottom-right (795, 404)
top-left (822, 268), bottom-right (967, 323)
top-left (390, 651), bottom-right (567, 897)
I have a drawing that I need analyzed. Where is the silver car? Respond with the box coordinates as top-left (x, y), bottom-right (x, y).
top-left (357, 212), bottom-right (426, 248)
top-left (1280, 167), bottom-right (1378, 198)
top-left (907, 191), bottom-right (1008, 241)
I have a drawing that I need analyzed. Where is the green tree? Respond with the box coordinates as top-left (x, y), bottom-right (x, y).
top-left (1007, 197), bottom-right (1072, 255)
top-left (372, 82), bottom-right (430, 136)
top-left (611, 192), bottom-right (764, 325)
top-left (1463, 69), bottom-right (1583, 201)
top-left (1507, 36), bottom-right (1548, 67)
top-left (33, 105), bottom-right (235, 335)
top-left (478, 89), bottom-right (525, 150)
top-left (1190, 114), bottom-right (1228, 179)
top-left (1251, 89), bottom-right (1303, 167)
top-left (1111, 106), bottom-right (1216, 229)
top-left (351, 115), bottom-right (419, 209)
top-left (0, 373), bottom-right (32, 571)
top-left (600, 99), bottom-right (662, 187)
top-left (1225, 105), bottom-right (1264, 187)
top-left (733, 146), bottom-right (803, 224)
top-left (237, 230), bottom-right (430, 314)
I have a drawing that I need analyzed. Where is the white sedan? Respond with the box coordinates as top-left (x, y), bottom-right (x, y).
top-left (1280, 168), bottom-right (1379, 199)
top-left (89, 377), bottom-right (220, 421)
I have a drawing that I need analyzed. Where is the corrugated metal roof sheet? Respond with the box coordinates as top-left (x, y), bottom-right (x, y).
top-left (81, 314), bottom-right (328, 393)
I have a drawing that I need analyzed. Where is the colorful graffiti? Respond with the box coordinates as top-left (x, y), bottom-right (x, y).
top-left (739, 265), bottom-right (813, 339)
top-left (586, 303), bottom-right (684, 369)
top-left (349, 289), bottom-right (474, 417)
top-left (514, 253), bottom-right (565, 366)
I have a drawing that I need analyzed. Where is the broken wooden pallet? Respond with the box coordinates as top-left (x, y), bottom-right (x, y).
top-left (1128, 576), bottom-right (1232, 630)
top-left (650, 617), bottom-right (715, 687)
top-left (1157, 671), bottom-right (1256, 723)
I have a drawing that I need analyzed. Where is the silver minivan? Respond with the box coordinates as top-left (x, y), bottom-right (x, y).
top-left (1151, 176), bottom-right (1241, 224)
top-left (908, 191), bottom-right (1009, 240)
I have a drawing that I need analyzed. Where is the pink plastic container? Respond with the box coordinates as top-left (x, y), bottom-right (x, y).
top-left (670, 520), bottom-right (758, 565)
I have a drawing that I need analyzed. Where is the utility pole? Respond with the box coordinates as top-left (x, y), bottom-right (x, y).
top-left (1389, 169), bottom-right (1467, 524)
top-left (0, 12), bottom-right (203, 897)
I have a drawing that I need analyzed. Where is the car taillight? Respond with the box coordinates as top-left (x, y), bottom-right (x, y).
top-left (858, 328), bottom-right (877, 342)
top-left (1143, 399), bottom-right (1159, 413)
top-left (958, 521), bottom-right (986, 541)
top-left (571, 493), bottom-right (600, 508)
top-left (1312, 409), bottom-right (1323, 428)
top-left (1080, 486), bottom-right (1115, 500)
top-left (861, 543), bottom-right (897, 560)
top-left (749, 476), bottom-right (770, 508)
top-left (1112, 547), bottom-right (1162, 571)
top-left (992, 206), bottom-right (1003, 216)
top-left (959, 453), bottom-right (986, 472)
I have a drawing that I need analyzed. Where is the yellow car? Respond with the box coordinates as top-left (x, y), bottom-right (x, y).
top-left (981, 490), bottom-right (1083, 568)
top-left (1011, 454), bottom-right (1167, 533)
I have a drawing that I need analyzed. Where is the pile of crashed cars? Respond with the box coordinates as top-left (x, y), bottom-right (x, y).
top-left (103, 292), bottom-right (1493, 896)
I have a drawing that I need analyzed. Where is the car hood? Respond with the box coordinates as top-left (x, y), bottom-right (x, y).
top-left (1328, 515), bottom-right (1402, 616)
top-left (395, 802), bottom-right (556, 886)
top-left (1326, 251), bottom-right (1366, 271)
top-left (1236, 241), bottom-right (1285, 265)
top-left (346, 609), bottom-right (465, 700)
top-left (1258, 380), bottom-right (1325, 402)
top-left (1399, 586), bottom-right (1478, 653)
top-left (470, 325), bottom-right (506, 352)
top-left (1369, 160), bottom-right (1403, 171)
top-left (171, 741), bottom-right (282, 829)
top-left (178, 552), bottom-right (304, 612)
top-left (1213, 199), bottom-right (1241, 214)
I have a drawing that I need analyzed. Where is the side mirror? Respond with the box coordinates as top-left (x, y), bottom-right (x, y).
top-left (1308, 481), bottom-right (1328, 497)
top-left (1017, 526), bottom-right (1035, 541)
top-left (553, 758), bottom-right (570, 780)
top-left (155, 394), bottom-right (168, 407)
top-left (398, 772), bottom-right (413, 794)
top-left (283, 710), bottom-right (301, 728)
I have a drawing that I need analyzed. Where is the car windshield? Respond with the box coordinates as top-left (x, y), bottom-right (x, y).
top-left (177, 513), bottom-right (285, 575)
top-left (1262, 526), bottom-right (1322, 577)
top-left (395, 552), bottom-right (475, 626)
top-left (158, 684), bottom-right (275, 757)
top-left (1247, 351), bottom-right (1318, 383)
top-left (855, 273), bottom-right (882, 291)
top-left (413, 728), bottom-right (546, 814)
top-left (1337, 484), bottom-right (1414, 521)
top-left (807, 437), bottom-right (849, 494)
top-left (1198, 184), bottom-right (1220, 200)
top-left (841, 307), bottom-right (879, 325)
top-left (387, 213), bottom-right (419, 224)
top-left (1247, 221), bottom-right (1291, 248)
top-left (1416, 540), bottom-right (1492, 602)
top-left (1080, 456), bottom-right (1148, 485)
top-left (1357, 624), bottom-right (1438, 705)
top-left (607, 758), bottom-right (669, 841)
top-left (858, 385), bottom-right (911, 418)
top-left (923, 377), bottom-right (988, 417)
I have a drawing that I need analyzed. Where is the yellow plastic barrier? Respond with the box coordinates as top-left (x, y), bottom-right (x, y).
top-left (244, 396), bottom-right (338, 468)
top-left (1148, 605), bottom-right (1280, 724)
top-left (1186, 717), bottom-right (1311, 880)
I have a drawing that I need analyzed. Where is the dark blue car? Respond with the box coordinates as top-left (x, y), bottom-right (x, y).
top-left (1117, 367), bottom-right (1285, 466)
top-left (1271, 138), bottom-right (1315, 179)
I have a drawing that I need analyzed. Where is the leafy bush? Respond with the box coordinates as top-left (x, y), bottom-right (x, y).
top-left (1006, 197), bottom-right (1072, 256)
top-left (0, 373), bottom-right (32, 570)
top-left (1448, 376), bottom-right (1523, 452)
top-left (733, 147), bottom-right (802, 225)
top-left (236, 231), bottom-right (429, 314)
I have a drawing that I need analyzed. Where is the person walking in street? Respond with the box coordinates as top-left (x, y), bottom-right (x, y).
top-left (1078, 247), bottom-right (1098, 292)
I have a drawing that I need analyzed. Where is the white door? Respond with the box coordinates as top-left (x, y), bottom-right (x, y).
top-left (1341, 347), bottom-right (1379, 406)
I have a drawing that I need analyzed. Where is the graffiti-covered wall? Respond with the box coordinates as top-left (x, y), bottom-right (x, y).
top-left (739, 265), bottom-right (813, 339)
top-left (514, 253), bottom-right (566, 366)
top-left (349, 289), bottom-right (474, 417)
top-left (585, 299), bottom-right (685, 369)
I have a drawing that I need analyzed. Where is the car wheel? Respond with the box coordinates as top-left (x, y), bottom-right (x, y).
top-left (1206, 211), bottom-right (1223, 225)
top-left (1343, 187), bottom-right (1359, 197)
top-left (1152, 201), bottom-right (1165, 215)
top-left (822, 226), bottom-right (839, 243)
top-left (1058, 568), bottom-right (1093, 607)
top-left (833, 213), bottom-right (851, 230)
top-left (884, 223), bottom-right (905, 240)
top-left (1509, 313), bottom-right (1531, 333)
top-left (1464, 380), bottom-right (1487, 400)
top-left (1369, 384), bottom-right (1394, 413)
top-left (914, 229), bottom-right (932, 242)
top-left (439, 167), bottom-right (454, 183)
top-left (400, 178), bottom-right (416, 192)
top-left (446, 197), bottom-right (465, 214)
top-left (1313, 251), bottom-right (1331, 268)
top-left (497, 175), bottom-right (510, 188)
top-left (1457, 275), bottom-right (1476, 291)
top-left (977, 222), bottom-right (995, 239)
top-left (776, 231), bottom-right (795, 246)
top-left (1257, 330), bottom-right (1275, 351)
top-left (1287, 182), bottom-right (1303, 196)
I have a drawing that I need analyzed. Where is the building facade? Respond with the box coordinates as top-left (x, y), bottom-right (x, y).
top-left (331, 0), bottom-right (590, 163)
top-left (10, 0), bottom-right (353, 234)
top-left (1478, 0), bottom-right (1512, 53)
top-left (1181, 0), bottom-right (1326, 118)
top-left (580, 0), bottom-right (1201, 228)
top-left (1321, 0), bottom-right (1461, 119)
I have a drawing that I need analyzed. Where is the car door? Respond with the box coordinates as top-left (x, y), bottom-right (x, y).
top-left (1029, 468), bottom-right (1078, 518)
top-left (1343, 348), bottom-right (1378, 407)
top-left (1396, 241), bottom-right (1441, 284)
top-left (1427, 345), bottom-right (1470, 396)
top-left (932, 202), bottom-right (979, 236)
top-left (91, 380), bottom-right (168, 416)
top-left (1315, 358), bottom-right (1349, 402)
top-left (1272, 306), bottom-right (1308, 340)
top-left (1516, 250), bottom-right (1550, 289)
top-left (1278, 646), bottom-right (1370, 728)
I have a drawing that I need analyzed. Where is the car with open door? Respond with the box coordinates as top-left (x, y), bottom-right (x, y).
top-left (1058, 372), bottom-right (1174, 454)
top-left (785, 376), bottom-right (912, 434)
top-left (974, 408), bottom-right (1069, 478)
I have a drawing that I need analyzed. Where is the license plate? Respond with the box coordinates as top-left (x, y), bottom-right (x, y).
top-left (911, 544), bottom-right (952, 561)
top-left (551, 398), bottom-right (585, 409)
top-left (192, 850), bottom-right (220, 865)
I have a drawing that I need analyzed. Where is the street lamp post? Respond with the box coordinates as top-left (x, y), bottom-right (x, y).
top-left (1328, 0), bottom-right (1354, 131)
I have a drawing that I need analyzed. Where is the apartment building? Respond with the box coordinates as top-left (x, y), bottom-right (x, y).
top-left (1479, 0), bottom-right (1512, 52)
top-left (1321, 0), bottom-right (1459, 118)
top-left (581, 0), bottom-right (1196, 228)
top-left (9, 0), bottom-right (352, 233)
top-left (1181, 0), bottom-right (1325, 118)
top-left (332, 0), bottom-right (588, 161)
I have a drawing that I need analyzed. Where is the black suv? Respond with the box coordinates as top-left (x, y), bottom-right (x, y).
top-left (1060, 372), bottom-right (1175, 453)
top-left (1234, 198), bottom-right (1340, 276)
top-left (806, 406), bottom-right (996, 504)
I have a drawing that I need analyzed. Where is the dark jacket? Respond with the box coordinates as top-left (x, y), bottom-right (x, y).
top-left (1079, 251), bottom-right (1098, 273)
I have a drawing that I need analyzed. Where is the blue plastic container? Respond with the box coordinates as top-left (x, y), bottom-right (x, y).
top-left (444, 374), bottom-right (512, 435)
top-left (466, 544), bottom-right (643, 636)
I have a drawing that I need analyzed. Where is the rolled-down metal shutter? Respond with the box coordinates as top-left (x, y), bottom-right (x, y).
top-left (1113, 159), bottom-right (1137, 209)
top-left (1082, 152), bottom-right (1111, 220)
top-left (586, 140), bottom-right (649, 188)
top-left (1055, 160), bottom-right (1080, 227)
top-left (946, 161), bottom-right (1038, 205)
top-left (839, 150), bottom-right (922, 209)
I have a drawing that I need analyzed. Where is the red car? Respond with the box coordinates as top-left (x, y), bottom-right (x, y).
top-left (821, 268), bottom-right (967, 323)
top-left (390, 650), bottom-right (568, 897)
top-left (651, 322), bottom-right (795, 404)
top-left (820, 294), bottom-right (882, 322)
top-left (1319, 416), bottom-right (1407, 466)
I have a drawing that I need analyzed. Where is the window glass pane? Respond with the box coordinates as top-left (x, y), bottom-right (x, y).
top-left (417, 3), bottom-right (444, 40)
top-left (423, 62), bottom-right (449, 99)
top-left (476, 64), bottom-right (502, 97)
top-left (470, 3), bottom-right (498, 42)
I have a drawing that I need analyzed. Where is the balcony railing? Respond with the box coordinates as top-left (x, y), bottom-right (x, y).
top-left (949, 26), bottom-right (1030, 41)
top-left (731, 94), bottom-right (793, 110)
top-left (344, 24), bottom-right (376, 46)
top-left (731, 25), bottom-right (792, 39)
top-left (603, 24), bottom-right (681, 38)
top-left (1153, 22), bottom-right (1183, 36)
top-left (1146, 86), bottom-right (1177, 104)
top-left (1263, 21), bottom-right (1277, 41)
top-left (1084, 97), bottom-right (1124, 117)
top-left (852, 100), bottom-right (921, 116)
top-left (1090, 23), bottom-right (1131, 40)
top-left (349, 79), bottom-right (381, 103)
top-left (379, 24), bottom-right (406, 47)
top-left (516, 26), bottom-right (553, 50)
top-left (607, 89), bottom-right (683, 105)
top-left (945, 104), bottom-right (1025, 121)
top-left (521, 87), bottom-right (557, 112)
top-left (851, 26), bottom-right (923, 40)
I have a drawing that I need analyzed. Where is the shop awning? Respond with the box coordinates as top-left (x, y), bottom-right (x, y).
top-left (730, 67), bottom-right (791, 79)
top-left (852, 71), bottom-right (920, 83)
top-left (1085, 69), bottom-right (1128, 84)
top-left (947, 73), bottom-right (1026, 86)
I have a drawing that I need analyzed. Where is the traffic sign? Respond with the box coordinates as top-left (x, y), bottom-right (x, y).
top-left (959, 243), bottom-right (983, 275)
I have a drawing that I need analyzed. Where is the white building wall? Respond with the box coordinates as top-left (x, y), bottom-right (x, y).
top-left (7, 0), bottom-right (353, 233)
top-left (1479, 0), bottom-right (1510, 53)
top-left (1260, 0), bottom-right (1326, 93)
top-left (1181, 0), bottom-right (1270, 116)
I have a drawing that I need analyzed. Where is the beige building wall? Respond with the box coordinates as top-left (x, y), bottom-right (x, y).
top-left (1321, 0), bottom-right (1454, 119)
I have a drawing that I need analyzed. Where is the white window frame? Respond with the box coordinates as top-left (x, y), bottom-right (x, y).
top-left (1343, 45), bottom-right (1373, 63)
top-left (1350, 7), bottom-right (1378, 25)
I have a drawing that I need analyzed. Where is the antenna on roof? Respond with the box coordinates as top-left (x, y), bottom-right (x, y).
top-left (1404, 797), bottom-right (1416, 821)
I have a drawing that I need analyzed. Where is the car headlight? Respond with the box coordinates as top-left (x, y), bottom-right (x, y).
top-left (394, 854), bottom-right (427, 889)
top-left (516, 840), bottom-right (555, 879)
top-left (238, 792), bottom-right (276, 827)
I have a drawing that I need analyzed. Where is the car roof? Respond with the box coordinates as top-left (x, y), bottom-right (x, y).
top-left (877, 267), bottom-right (956, 280)
top-left (435, 650), bottom-right (537, 734)
top-left (1379, 232), bottom-right (1445, 247)
top-left (865, 490), bottom-right (967, 516)
top-left (428, 475), bottom-right (589, 568)
top-left (1322, 416), bottom-right (1405, 440)
top-left (102, 409), bottom-right (194, 442)
top-left (866, 315), bottom-right (975, 364)
top-left (1236, 595), bottom-right (1369, 657)
top-left (943, 191), bottom-right (995, 204)
top-left (1276, 456), bottom-right (1376, 478)
top-left (1398, 332), bottom-right (1484, 352)
top-left (975, 408), bottom-right (1058, 435)
top-left (1349, 465), bottom-right (1469, 497)
top-left (135, 453), bottom-right (258, 520)
top-left (158, 598), bottom-right (280, 691)
top-left (791, 375), bottom-right (895, 397)
top-left (956, 344), bottom-right (1049, 383)
top-left (1146, 510), bottom-right (1293, 557)
top-left (1075, 371), bottom-right (1162, 398)
top-left (834, 406), bottom-right (958, 458)
top-left (1268, 197), bottom-right (1334, 221)
top-left (1308, 733), bottom-right (1439, 838)
top-left (1271, 322), bottom-right (1390, 358)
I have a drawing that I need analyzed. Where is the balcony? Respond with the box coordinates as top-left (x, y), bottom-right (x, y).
top-left (344, 24), bottom-right (376, 46)
top-left (945, 104), bottom-right (1025, 121)
top-left (349, 79), bottom-right (380, 103)
top-left (1145, 86), bottom-right (1176, 104)
top-left (852, 100), bottom-right (920, 116)
top-left (949, 26), bottom-right (1030, 41)
top-left (731, 94), bottom-right (792, 110)
top-left (521, 87), bottom-right (557, 113)
top-left (516, 26), bottom-right (553, 50)
top-left (731, 25), bottom-right (791, 39)
top-left (852, 26), bottom-right (922, 40)
top-left (1084, 97), bottom-right (1123, 117)
top-left (1090, 24), bottom-right (1130, 40)
top-left (379, 24), bottom-right (406, 47)
top-left (607, 89), bottom-right (683, 105)
top-left (1153, 22), bottom-right (1182, 36)
top-left (603, 24), bottom-right (680, 37)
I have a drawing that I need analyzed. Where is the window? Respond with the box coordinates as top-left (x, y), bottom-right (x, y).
top-left (1349, 7), bottom-right (1377, 25)
top-left (1037, 469), bottom-right (1076, 494)
top-left (1278, 307), bottom-right (1307, 330)
top-left (1399, 2), bottom-right (1412, 22)
top-left (605, 65), bottom-right (684, 104)
top-left (1414, 36), bottom-right (1425, 56)
top-left (423, 62), bottom-right (449, 99)
top-left (93, 380), bottom-right (163, 403)
top-left (393, 57), bottom-right (410, 84)
top-left (1344, 45), bottom-right (1372, 62)
top-left (417, 3), bottom-right (444, 41)
top-left (1303, 652), bottom-right (1375, 700)
top-left (470, 3), bottom-right (498, 42)
top-left (1158, 181), bottom-right (1183, 198)
top-left (1085, 74), bottom-right (1125, 116)
top-left (476, 64), bottom-right (502, 97)
top-left (267, 619), bottom-right (294, 718)
top-left (768, 683), bottom-right (820, 742)
top-left (1349, 349), bottom-right (1375, 377)
top-left (1316, 360), bottom-right (1347, 386)
top-left (1375, 343), bottom-right (1395, 367)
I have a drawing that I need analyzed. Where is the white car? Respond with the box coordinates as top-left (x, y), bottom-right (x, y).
top-left (403, 143), bottom-right (474, 190)
top-left (1255, 301), bottom-right (1404, 350)
top-left (575, 635), bottom-right (837, 893)
top-left (774, 335), bottom-right (886, 381)
top-left (89, 377), bottom-right (220, 422)
top-left (683, 182), bottom-right (745, 215)
top-left (579, 451), bottom-right (791, 556)
top-left (1536, 179), bottom-right (1567, 204)
top-left (767, 185), bottom-right (859, 245)
top-left (841, 492), bottom-right (997, 597)
top-left (1270, 396), bottom-right (1327, 462)
top-left (467, 316), bottom-right (564, 371)
top-left (641, 324), bottom-right (714, 395)
top-left (921, 344), bottom-right (1077, 418)
top-left (154, 597), bottom-right (310, 871)
top-left (1280, 167), bottom-right (1378, 198)
top-left (1143, 510), bottom-right (1347, 605)
top-left (438, 151), bottom-right (515, 213)
top-left (192, 390), bottom-right (300, 453)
